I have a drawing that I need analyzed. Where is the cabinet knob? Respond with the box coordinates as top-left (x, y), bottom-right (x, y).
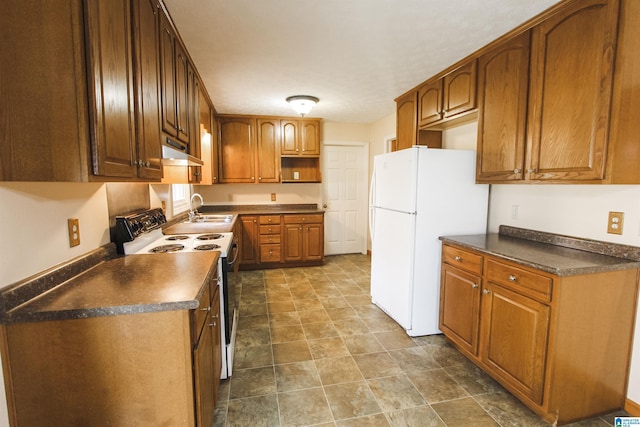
top-left (527, 168), bottom-right (536, 173)
top-left (508, 274), bottom-right (517, 282)
top-left (483, 289), bottom-right (491, 295)
top-left (268, 228), bottom-right (272, 232)
top-left (251, 177), bottom-right (255, 180)
top-left (472, 283), bottom-right (479, 288)
top-left (258, 177), bottom-right (262, 180)
top-left (514, 169), bottom-right (521, 174)
top-left (200, 306), bottom-right (210, 312)
top-left (268, 218), bottom-right (272, 222)
top-left (454, 256), bottom-right (461, 262)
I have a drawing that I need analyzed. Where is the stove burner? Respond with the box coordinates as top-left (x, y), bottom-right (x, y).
top-left (197, 233), bottom-right (223, 241)
top-left (194, 244), bottom-right (221, 251)
top-left (149, 244), bottom-right (185, 253)
top-left (165, 235), bottom-right (189, 241)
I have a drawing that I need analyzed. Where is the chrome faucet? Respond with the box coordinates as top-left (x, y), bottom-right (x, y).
top-left (189, 193), bottom-right (204, 220)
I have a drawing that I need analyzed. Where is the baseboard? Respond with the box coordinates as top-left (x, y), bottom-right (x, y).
top-left (625, 398), bottom-right (640, 416)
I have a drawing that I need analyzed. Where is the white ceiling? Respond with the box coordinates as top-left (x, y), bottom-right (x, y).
top-left (163, 0), bottom-right (561, 124)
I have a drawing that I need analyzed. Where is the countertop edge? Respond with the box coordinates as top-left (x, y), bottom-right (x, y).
top-left (2, 301), bottom-right (199, 325)
top-left (439, 234), bottom-right (640, 277)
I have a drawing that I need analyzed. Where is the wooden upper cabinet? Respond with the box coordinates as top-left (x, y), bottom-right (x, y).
top-left (175, 43), bottom-right (190, 145)
top-left (300, 120), bottom-right (320, 155)
top-left (159, 12), bottom-right (178, 139)
top-left (281, 120), bottom-right (298, 155)
top-left (418, 60), bottom-right (477, 129)
top-left (476, 31), bottom-right (530, 182)
top-left (85, 0), bottom-right (137, 178)
top-left (526, 0), bottom-right (619, 181)
top-left (443, 60), bottom-right (477, 119)
top-left (218, 117), bottom-right (255, 183)
top-left (418, 80), bottom-right (443, 128)
top-left (395, 91), bottom-right (418, 150)
top-left (132, 0), bottom-right (163, 181)
top-left (256, 119), bottom-right (281, 183)
top-left (158, 9), bottom-right (193, 152)
top-left (280, 119), bottom-right (320, 156)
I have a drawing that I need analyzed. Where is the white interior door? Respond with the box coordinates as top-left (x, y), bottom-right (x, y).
top-left (322, 143), bottom-right (368, 255)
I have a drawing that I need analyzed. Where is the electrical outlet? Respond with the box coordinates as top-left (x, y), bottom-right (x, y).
top-left (511, 205), bottom-right (519, 220)
top-left (270, 193), bottom-right (276, 202)
top-left (607, 211), bottom-right (624, 235)
top-left (68, 218), bottom-right (80, 247)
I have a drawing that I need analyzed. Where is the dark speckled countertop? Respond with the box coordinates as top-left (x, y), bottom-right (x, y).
top-left (2, 251), bottom-right (219, 324)
top-left (440, 226), bottom-right (640, 276)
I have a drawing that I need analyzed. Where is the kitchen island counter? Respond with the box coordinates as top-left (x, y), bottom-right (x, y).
top-left (440, 225), bottom-right (640, 276)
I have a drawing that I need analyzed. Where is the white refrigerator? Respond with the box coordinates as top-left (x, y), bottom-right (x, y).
top-left (369, 147), bottom-right (488, 336)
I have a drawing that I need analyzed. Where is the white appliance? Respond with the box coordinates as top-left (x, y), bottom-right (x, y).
top-left (369, 147), bottom-right (488, 336)
top-left (115, 209), bottom-right (238, 379)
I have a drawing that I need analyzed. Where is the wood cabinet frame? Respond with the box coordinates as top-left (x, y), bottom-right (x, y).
top-left (439, 242), bottom-right (639, 423)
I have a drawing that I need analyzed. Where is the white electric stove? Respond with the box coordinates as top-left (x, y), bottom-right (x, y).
top-left (115, 209), bottom-right (238, 379)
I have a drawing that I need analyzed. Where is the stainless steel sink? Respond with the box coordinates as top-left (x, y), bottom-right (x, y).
top-left (184, 214), bottom-right (234, 223)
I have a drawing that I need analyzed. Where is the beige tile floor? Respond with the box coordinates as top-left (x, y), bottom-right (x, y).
top-left (213, 254), bottom-right (628, 427)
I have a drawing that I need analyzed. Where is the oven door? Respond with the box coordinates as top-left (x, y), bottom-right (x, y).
top-left (221, 242), bottom-right (239, 345)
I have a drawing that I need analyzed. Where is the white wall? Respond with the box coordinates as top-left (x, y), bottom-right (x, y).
top-left (0, 183), bottom-right (110, 288)
top-left (194, 183), bottom-right (322, 206)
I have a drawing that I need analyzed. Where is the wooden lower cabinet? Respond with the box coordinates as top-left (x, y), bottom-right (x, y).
top-left (283, 214), bottom-right (324, 263)
top-left (259, 215), bottom-right (282, 263)
top-left (439, 243), bottom-right (638, 424)
top-left (238, 215), bottom-right (259, 266)
top-left (238, 213), bottom-right (324, 269)
top-left (1, 273), bottom-right (221, 426)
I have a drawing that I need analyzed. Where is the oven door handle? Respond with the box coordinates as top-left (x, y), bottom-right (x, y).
top-left (227, 242), bottom-right (239, 268)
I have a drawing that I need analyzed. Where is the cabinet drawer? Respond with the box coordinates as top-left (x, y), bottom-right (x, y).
top-left (283, 214), bottom-right (323, 224)
top-left (259, 234), bottom-right (281, 244)
top-left (260, 244), bottom-right (281, 262)
top-left (259, 225), bottom-right (281, 235)
top-left (259, 215), bottom-right (281, 225)
top-left (442, 245), bottom-right (483, 275)
top-left (486, 259), bottom-right (552, 303)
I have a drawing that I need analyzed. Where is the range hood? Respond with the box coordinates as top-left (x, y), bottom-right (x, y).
top-left (161, 137), bottom-right (203, 166)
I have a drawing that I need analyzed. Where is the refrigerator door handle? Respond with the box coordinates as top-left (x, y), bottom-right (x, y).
top-left (369, 207), bottom-right (375, 241)
top-left (368, 167), bottom-right (376, 240)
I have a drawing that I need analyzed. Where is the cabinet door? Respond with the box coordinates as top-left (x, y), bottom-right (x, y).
top-left (396, 91), bottom-right (418, 150)
top-left (439, 264), bottom-right (481, 356)
top-left (304, 223), bottom-right (324, 261)
top-left (85, 0), bottom-right (136, 178)
top-left (300, 120), bottom-right (320, 155)
top-left (211, 286), bottom-right (222, 407)
top-left (193, 308), bottom-right (215, 427)
top-left (175, 43), bottom-right (190, 144)
top-left (283, 224), bottom-right (303, 262)
top-left (443, 60), bottom-right (477, 118)
top-left (480, 282), bottom-right (550, 405)
top-left (526, 0), bottom-right (619, 181)
top-left (132, 0), bottom-right (162, 181)
top-left (418, 80), bottom-right (443, 128)
top-left (159, 12), bottom-right (178, 137)
top-left (281, 120), bottom-right (299, 155)
top-left (239, 216), bottom-right (259, 265)
top-left (256, 119), bottom-right (280, 183)
top-left (476, 32), bottom-right (530, 182)
top-left (218, 117), bottom-right (256, 183)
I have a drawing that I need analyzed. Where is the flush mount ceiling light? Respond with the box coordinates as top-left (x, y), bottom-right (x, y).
top-left (286, 95), bottom-right (319, 117)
